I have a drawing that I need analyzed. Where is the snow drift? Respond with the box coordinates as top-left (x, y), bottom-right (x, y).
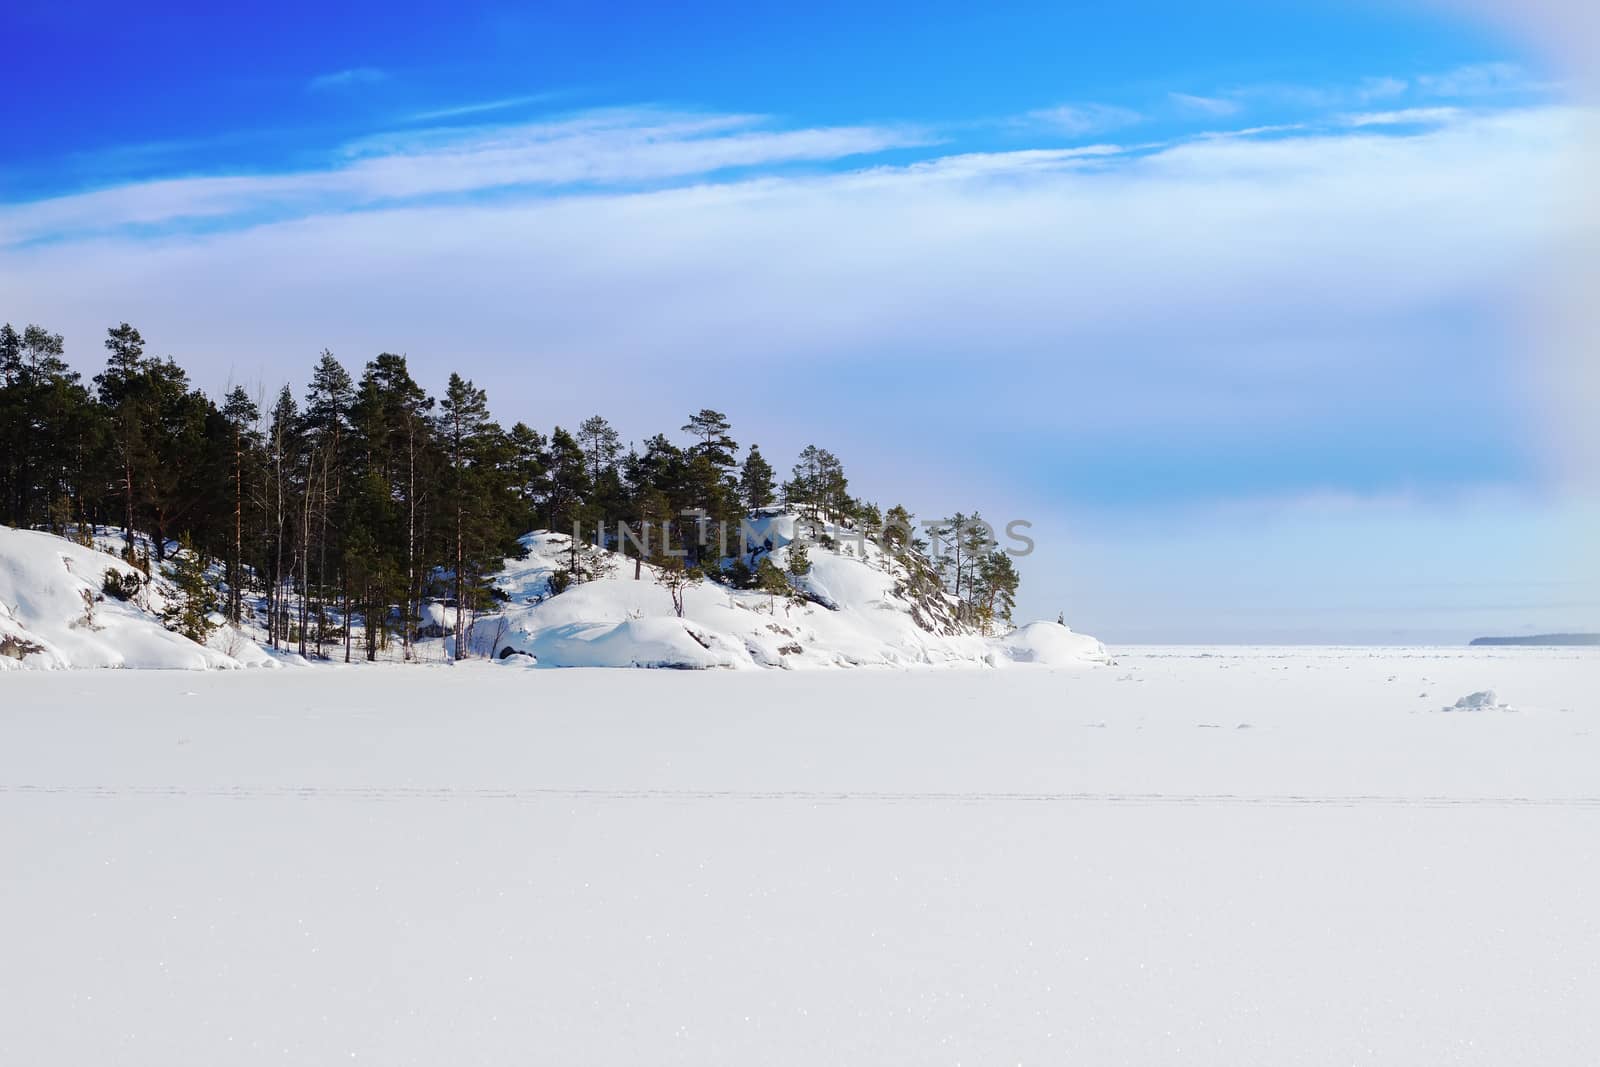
top-left (0, 526), bottom-right (274, 671)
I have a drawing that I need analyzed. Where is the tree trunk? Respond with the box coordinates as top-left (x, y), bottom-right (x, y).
top-left (232, 428), bottom-right (243, 624)
top-left (122, 456), bottom-right (135, 561)
top-left (454, 501), bottom-right (464, 660)
top-left (343, 573), bottom-right (352, 664)
top-left (404, 420), bottom-right (415, 662)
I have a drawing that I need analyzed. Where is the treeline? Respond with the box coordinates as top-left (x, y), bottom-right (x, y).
top-left (0, 321), bottom-right (1021, 658)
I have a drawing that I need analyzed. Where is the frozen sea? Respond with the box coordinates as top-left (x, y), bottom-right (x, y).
top-left (3, 646), bottom-right (1598, 1064)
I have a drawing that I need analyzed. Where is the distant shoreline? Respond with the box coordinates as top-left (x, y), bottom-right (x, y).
top-left (1469, 634), bottom-right (1600, 647)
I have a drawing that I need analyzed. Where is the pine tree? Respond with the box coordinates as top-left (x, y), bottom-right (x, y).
top-left (881, 504), bottom-right (915, 555)
top-left (682, 409), bottom-right (737, 472)
top-left (976, 549), bottom-right (1020, 633)
top-left (439, 373), bottom-right (495, 658)
top-left (352, 353), bottom-right (436, 660)
top-left (265, 385), bottom-right (304, 649)
top-left (577, 415), bottom-right (622, 485)
top-left (162, 534), bottom-right (217, 644)
top-left (546, 427), bottom-right (591, 571)
top-left (739, 444), bottom-right (776, 512)
top-left (755, 556), bottom-right (788, 613)
top-left (786, 537), bottom-right (812, 582)
top-left (138, 357), bottom-right (210, 562)
top-left (94, 323), bottom-right (149, 559)
top-left (506, 422), bottom-right (550, 531)
top-left (302, 351), bottom-right (354, 653)
top-left (958, 513), bottom-right (997, 621)
top-left (784, 445), bottom-right (847, 530)
top-left (219, 387), bottom-right (261, 624)
top-left (655, 554), bottom-right (701, 618)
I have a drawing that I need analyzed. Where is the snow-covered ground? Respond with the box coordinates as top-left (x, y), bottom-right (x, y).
top-left (473, 525), bottom-right (1107, 669)
top-left (0, 526), bottom-right (279, 670)
top-left (3, 646), bottom-right (1597, 1064)
top-left (1, 522), bottom-right (1109, 671)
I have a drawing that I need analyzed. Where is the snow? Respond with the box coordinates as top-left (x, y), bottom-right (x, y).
top-left (3, 646), bottom-right (1598, 1064)
top-left (1448, 688), bottom-right (1507, 711)
top-left (2, 518), bottom-right (1108, 671)
top-left (473, 527), bottom-right (1110, 670)
top-left (0, 526), bottom-right (271, 671)
top-left (998, 618), bottom-right (1109, 666)
top-left (522, 616), bottom-right (752, 670)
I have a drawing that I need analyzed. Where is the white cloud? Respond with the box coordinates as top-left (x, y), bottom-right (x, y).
top-left (405, 94), bottom-right (562, 123)
top-left (307, 67), bottom-right (389, 92)
top-left (1, 105), bottom-right (1573, 439)
top-left (1342, 107), bottom-right (1463, 127)
top-left (0, 109), bottom-right (931, 245)
top-left (1021, 103), bottom-right (1143, 136)
top-left (1416, 61), bottom-right (1531, 97)
top-left (1216, 63), bottom-right (1537, 114)
top-left (1356, 76), bottom-right (1411, 101)
top-left (1169, 92), bottom-right (1241, 118)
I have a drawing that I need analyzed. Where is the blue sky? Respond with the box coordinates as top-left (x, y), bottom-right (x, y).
top-left (3, 1), bottom-right (1596, 641)
top-left (0, 3), bottom-right (1522, 171)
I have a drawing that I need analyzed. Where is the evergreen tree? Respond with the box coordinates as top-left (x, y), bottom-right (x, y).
top-left (546, 426), bottom-right (590, 534)
top-left (739, 444), bottom-right (776, 512)
top-left (162, 534), bottom-right (217, 644)
top-left (302, 350), bottom-right (355, 653)
top-left (682, 409), bottom-right (737, 472)
top-left (506, 422), bottom-right (550, 531)
top-left (755, 556), bottom-right (788, 613)
top-left (957, 513), bottom-right (997, 620)
top-left (219, 387), bottom-right (261, 624)
top-left (437, 373), bottom-right (506, 657)
top-left (94, 323), bottom-right (150, 559)
top-left (881, 504), bottom-right (915, 555)
top-left (139, 356), bottom-right (211, 562)
top-left (786, 537), bottom-right (812, 577)
top-left (784, 445), bottom-right (847, 529)
top-left (654, 554), bottom-right (700, 618)
top-left (265, 385), bottom-right (305, 649)
top-left (976, 549), bottom-right (1021, 633)
top-left (577, 415), bottom-right (622, 485)
top-left (351, 353), bottom-right (436, 660)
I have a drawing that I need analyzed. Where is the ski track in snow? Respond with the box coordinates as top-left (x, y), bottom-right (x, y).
top-left (7, 783), bottom-right (1600, 808)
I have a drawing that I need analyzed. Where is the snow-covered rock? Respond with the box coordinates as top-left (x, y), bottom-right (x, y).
top-left (0, 525), bottom-right (274, 671)
top-left (997, 620), bottom-right (1110, 667)
top-left (472, 520), bottom-right (1108, 671)
top-left (2, 514), bottom-right (1107, 672)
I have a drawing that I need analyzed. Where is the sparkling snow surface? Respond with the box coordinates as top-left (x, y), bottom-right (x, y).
top-left (3, 647), bottom-right (1598, 1064)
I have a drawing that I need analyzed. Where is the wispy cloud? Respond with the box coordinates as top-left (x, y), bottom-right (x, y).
top-left (1212, 63), bottom-right (1537, 116)
top-left (1021, 103), bottom-right (1143, 136)
top-left (405, 93), bottom-right (563, 123)
top-left (0, 109), bottom-right (931, 245)
top-left (1355, 76), bottom-right (1410, 102)
top-left (307, 67), bottom-right (388, 93)
top-left (1169, 92), bottom-right (1240, 118)
top-left (1342, 107), bottom-right (1463, 127)
top-left (3, 104), bottom-right (1572, 414)
top-left (1415, 61), bottom-right (1530, 97)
